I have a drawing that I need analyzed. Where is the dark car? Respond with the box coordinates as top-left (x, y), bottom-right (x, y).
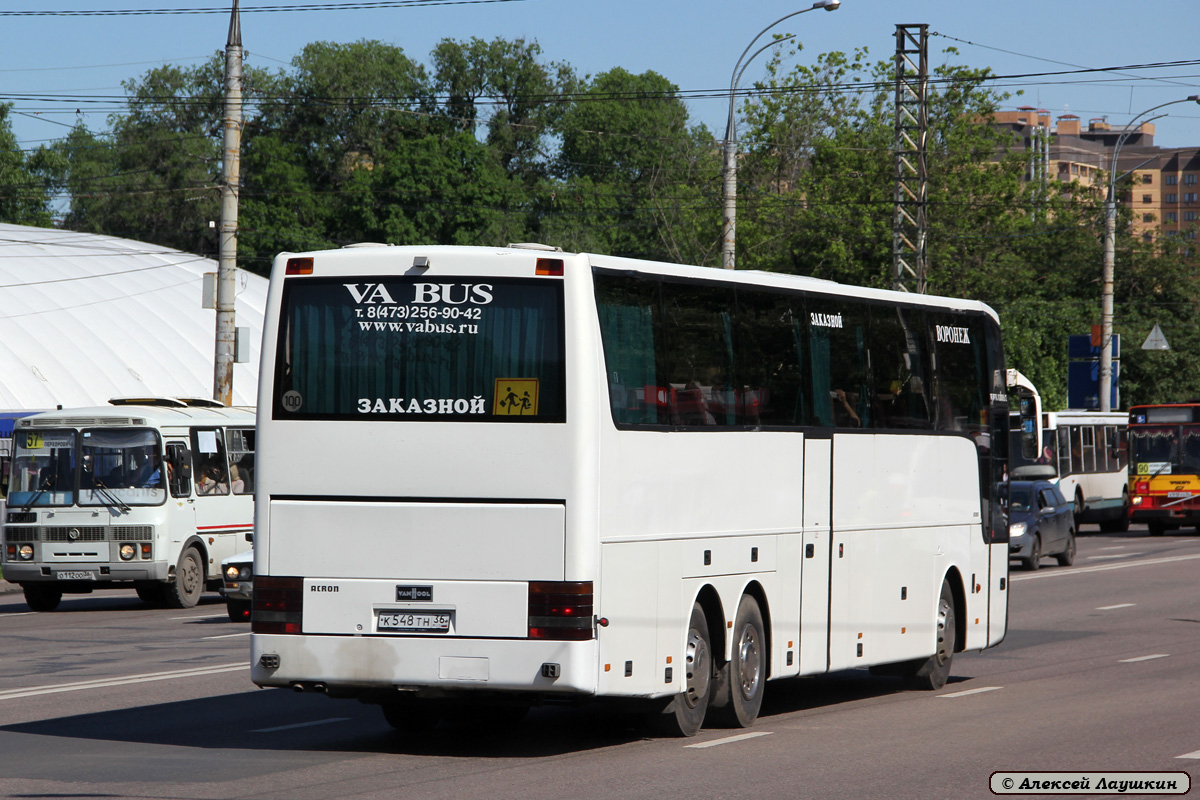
top-left (220, 548), bottom-right (252, 622)
top-left (1008, 479), bottom-right (1076, 570)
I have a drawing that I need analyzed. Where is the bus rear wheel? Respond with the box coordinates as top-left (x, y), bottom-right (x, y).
top-left (165, 547), bottom-right (204, 609)
top-left (904, 580), bottom-right (956, 691)
top-left (710, 595), bottom-right (766, 728)
top-left (381, 697), bottom-right (443, 732)
top-left (23, 584), bottom-right (62, 612)
top-left (654, 603), bottom-right (712, 737)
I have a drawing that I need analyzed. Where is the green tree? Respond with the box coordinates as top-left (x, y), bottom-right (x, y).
top-left (0, 103), bottom-right (55, 227)
top-left (547, 68), bottom-right (719, 263)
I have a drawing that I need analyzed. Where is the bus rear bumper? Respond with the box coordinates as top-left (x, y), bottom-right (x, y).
top-left (1132, 508), bottom-right (1200, 525)
top-left (250, 633), bottom-right (599, 698)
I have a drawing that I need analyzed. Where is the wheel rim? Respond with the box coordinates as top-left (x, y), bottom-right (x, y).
top-left (735, 623), bottom-right (762, 701)
top-left (683, 626), bottom-right (710, 710)
top-left (934, 596), bottom-right (952, 666)
top-left (180, 553), bottom-right (202, 597)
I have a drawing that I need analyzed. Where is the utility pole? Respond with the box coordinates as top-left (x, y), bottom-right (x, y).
top-left (892, 24), bottom-right (929, 293)
top-left (214, 0), bottom-right (243, 406)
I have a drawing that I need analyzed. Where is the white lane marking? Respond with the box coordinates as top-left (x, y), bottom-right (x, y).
top-left (1119, 654), bottom-right (1169, 663)
top-left (1088, 553), bottom-right (1142, 560)
top-left (685, 731), bottom-right (773, 749)
top-left (202, 631), bottom-right (251, 640)
top-left (1176, 750), bottom-right (1200, 760)
top-left (1010, 553), bottom-right (1200, 581)
top-left (171, 614), bottom-right (227, 621)
top-left (938, 686), bottom-right (1003, 698)
top-left (1096, 603), bottom-right (1136, 610)
top-left (252, 717), bottom-right (352, 734)
top-left (0, 663), bottom-right (248, 701)
top-left (1098, 546), bottom-right (1128, 550)
top-left (0, 612), bottom-right (38, 618)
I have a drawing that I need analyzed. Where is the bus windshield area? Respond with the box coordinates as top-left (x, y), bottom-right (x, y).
top-left (8, 428), bottom-right (165, 509)
top-left (273, 277), bottom-right (565, 422)
top-left (1129, 424), bottom-right (1200, 475)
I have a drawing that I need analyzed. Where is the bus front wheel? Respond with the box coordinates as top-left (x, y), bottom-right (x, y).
top-left (710, 595), bottom-right (766, 728)
top-left (165, 547), bottom-right (205, 609)
top-left (23, 584), bottom-right (62, 612)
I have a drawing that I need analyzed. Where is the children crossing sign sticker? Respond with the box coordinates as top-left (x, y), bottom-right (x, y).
top-left (493, 378), bottom-right (540, 416)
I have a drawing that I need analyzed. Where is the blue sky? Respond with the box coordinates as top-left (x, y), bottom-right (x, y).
top-left (4, 0), bottom-right (1200, 151)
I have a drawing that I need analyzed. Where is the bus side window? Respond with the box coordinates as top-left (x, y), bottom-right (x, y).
top-left (166, 442), bottom-right (192, 497)
top-left (227, 427), bottom-right (255, 495)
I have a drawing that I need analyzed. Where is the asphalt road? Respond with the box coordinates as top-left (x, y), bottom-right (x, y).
top-left (0, 525), bottom-right (1197, 800)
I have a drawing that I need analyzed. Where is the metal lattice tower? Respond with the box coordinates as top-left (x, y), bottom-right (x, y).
top-left (892, 24), bottom-right (929, 294)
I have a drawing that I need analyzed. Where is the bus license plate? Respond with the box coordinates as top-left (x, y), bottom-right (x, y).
top-left (377, 610), bottom-right (452, 634)
top-left (56, 571), bottom-right (96, 580)
top-left (1167, 492), bottom-right (1192, 498)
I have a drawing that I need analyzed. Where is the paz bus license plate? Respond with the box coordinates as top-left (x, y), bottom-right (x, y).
top-left (377, 610), bottom-right (452, 634)
top-left (56, 571), bottom-right (96, 580)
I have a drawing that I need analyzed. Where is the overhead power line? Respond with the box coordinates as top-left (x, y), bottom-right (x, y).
top-left (0, 0), bottom-right (529, 16)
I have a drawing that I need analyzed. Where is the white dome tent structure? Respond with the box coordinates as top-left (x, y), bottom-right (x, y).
top-left (0, 223), bottom-right (267, 414)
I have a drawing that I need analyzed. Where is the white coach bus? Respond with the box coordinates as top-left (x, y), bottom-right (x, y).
top-left (251, 244), bottom-right (1010, 736)
top-left (2, 399), bottom-right (255, 611)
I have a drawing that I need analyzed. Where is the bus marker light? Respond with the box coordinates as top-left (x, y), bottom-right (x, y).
top-left (285, 257), bottom-right (313, 275)
top-left (535, 258), bottom-right (564, 276)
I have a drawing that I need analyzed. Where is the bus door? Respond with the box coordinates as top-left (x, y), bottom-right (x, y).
top-left (164, 440), bottom-right (196, 560)
top-left (799, 433), bottom-right (832, 674)
top-left (189, 428), bottom-right (243, 575)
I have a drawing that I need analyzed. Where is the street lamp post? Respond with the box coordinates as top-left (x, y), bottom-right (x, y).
top-left (721, 0), bottom-right (840, 270)
top-left (1099, 95), bottom-right (1200, 411)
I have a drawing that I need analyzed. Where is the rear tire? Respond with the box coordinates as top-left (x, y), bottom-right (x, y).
top-left (1099, 491), bottom-right (1131, 532)
top-left (382, 697), bottom-right (443, 731)
top-left (904, 580), bottom-right (956, 691)
top-left (165, 547), bottom-right (204, 609)
top-left (1056, 531), bottom-right (1076, 567)
top-left (709, 595), bottom-right (766, 728)
top-left (226, 598), bottom-right (251, 622)
top-left (654, 603), bottom-right (712, 737)
top-left (1022, 535), bottom-right (1042, 571)
top-left (1073, 490), bottom-right (1085, 528)
top-left (23, 584), bottom-right (62, 612)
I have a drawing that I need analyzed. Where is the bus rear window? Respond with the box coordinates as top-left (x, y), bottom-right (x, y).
top-left (272, 277), bottom-right (565, 422)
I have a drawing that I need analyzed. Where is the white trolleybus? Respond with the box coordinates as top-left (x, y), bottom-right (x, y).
top-left (251, 244), bottom-right (1010, 736)
top-left (1, 398), bottom-right (255, 611)
top-left (1007, 373), bottom-right (1129, 532)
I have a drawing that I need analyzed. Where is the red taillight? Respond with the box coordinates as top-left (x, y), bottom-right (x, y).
top-left (529, 581), bottom-right (594, 641)
top-left (1136, 482), bottom-right (1150, 495)
top-left (252, 576), bottom-right (303, 634)
top-left (285, 257), bottom-right (313, 275)
top-left (535, 258), bottom-right (564, 276)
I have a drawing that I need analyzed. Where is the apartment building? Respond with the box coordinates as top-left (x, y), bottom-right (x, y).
top-left (990, 106), bottom-right (1200, 251)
